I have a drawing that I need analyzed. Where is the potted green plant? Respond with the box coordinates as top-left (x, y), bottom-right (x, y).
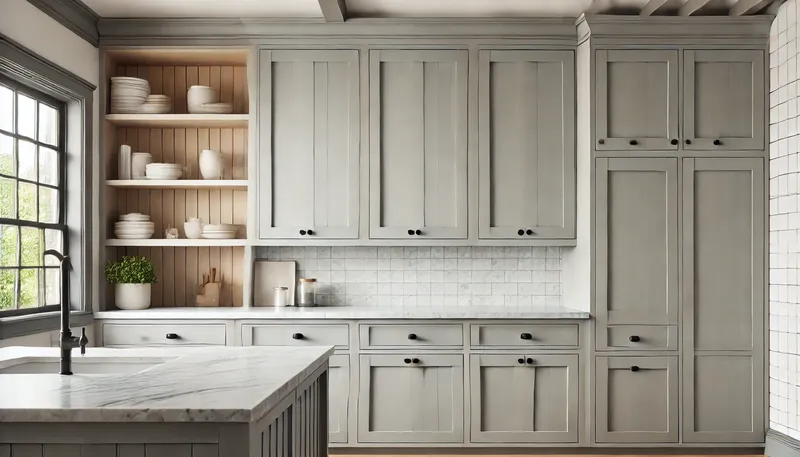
top-left (105, 256), bottom-right (157, 310)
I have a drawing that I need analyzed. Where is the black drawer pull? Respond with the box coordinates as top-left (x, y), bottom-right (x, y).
top-left (670, 139), bottom-right (678, 145)
top-left (713, 139), bottom-right (722, 146)
top-left (520, 333), bottom-right (532, 340)
top-left (630, 366), bottom-right (640, 372)
top-left (292, 333), bottom-right (304, 340)
top-left (629, 139), bottom-right (638, 146)
top-left (407, 333), bottom-right (417, 340)
top-left (404, 358), bottom-right (411, 364)
top-left (629, 335), bottom-right (641, 342)
top-left (165, 333), bottom-right (179, 340)
top-left (525, 229), bottom-right (533, 235)
top-left (299, 230), bottom-right (307, 235)
top-left (517, 229), bottom-right (524, 236)
top-left (517, 358), bottom-right (525, 364)
top-left (598, 139), bottom-right (605, 145)
top-left (526, 358), bottom-right (534, 365)
top-left (412, 358), bottom-right (420, 364)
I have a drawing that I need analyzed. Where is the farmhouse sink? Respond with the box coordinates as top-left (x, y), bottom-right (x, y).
top-left (0, 357), bottom-right (173, 374)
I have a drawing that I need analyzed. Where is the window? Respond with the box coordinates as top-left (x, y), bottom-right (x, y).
top-left (0, 74), bottom-right (66, 316)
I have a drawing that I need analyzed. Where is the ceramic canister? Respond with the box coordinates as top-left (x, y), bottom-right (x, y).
top-left (199, 149), bottom-right (224, 180)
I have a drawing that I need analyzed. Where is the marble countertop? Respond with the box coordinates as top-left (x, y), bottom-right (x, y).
top-left (94, 305), bottom-right (591, 320)
top-left (0, 345), bottom-right (333, 423)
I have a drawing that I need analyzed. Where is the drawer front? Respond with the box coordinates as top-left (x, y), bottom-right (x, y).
top-left (102, 323), bottom-right (227, 347)
top-left (470, 324), bottom-right (579, 347)
top-left (599, 325), bottom-right (678, 351)
top-left (242, 324), bottom-right (349, 348)
top-left (360, 324), bottom-right (463, 348)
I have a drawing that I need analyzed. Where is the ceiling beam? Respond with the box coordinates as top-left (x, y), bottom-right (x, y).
top-left (729, 0), bottom-right (773, 15)
top-left (678, 0), bottom-right (714, 15)
top-left (640, 0), bottom-right (670, 16)
top-left (318, 0), bottom-right (347, 22)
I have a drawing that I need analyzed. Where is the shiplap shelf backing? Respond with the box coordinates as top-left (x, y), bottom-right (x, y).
top-left (103, 53), bottom-right (250, 309)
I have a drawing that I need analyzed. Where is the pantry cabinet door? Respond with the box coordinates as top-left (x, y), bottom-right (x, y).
top-left (595, 49), bottom-right (679, 151)
top-left (684, 50), bottom-right (765, 151)
top-left (258, 50), bottom-right (360, 239)
top-left (478, 50), bottom-right (575, 240)
top-left (369, 50), bottom-right (468, 240)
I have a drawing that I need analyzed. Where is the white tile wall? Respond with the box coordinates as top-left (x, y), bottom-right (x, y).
top-left (256, 246), bottom-right (562, 307)
top-left (771, 0), bottom-right (800, 440)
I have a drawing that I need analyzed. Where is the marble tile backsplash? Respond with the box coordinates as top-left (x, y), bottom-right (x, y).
top-left (255, 246), bottom-right (562, 307)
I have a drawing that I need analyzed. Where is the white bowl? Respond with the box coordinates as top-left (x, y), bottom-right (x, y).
top-left (119, 213), bottom-right (150, 221)
top-left (187, 85), bottom-right (218, 113)
top-left (203, 224), bottom-right (237, 231)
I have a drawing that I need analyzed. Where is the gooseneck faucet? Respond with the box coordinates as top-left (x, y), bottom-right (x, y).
top-left (43, 249), bottom-right (89, 375)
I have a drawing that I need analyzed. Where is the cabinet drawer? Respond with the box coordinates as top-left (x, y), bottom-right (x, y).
top-left (242, 324), bottom-right (349, 348)
top-left (360, 324), bottom-right (463, 348)
top-left (598, 325), bottom-right (678, 351)
top-left (470, 324), bottom-right (579, 347)
top-left (102, 323), bottom-right (227, 347)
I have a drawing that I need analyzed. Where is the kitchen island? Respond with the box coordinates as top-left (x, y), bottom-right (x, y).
top-left (0, 346), bottom-right (333, 457)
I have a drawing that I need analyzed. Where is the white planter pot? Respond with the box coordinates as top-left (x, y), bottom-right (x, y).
top-left (115, 283), bottom-right (152, 310)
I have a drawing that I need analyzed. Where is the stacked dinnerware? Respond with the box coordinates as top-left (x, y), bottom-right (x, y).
top-left (187, 85), bottom-right (233, 114)
top-left (145, 163), bottom-right (183, 180)
top-left (139, 94), bottom-right (172, 114)
top-left (115, 213), bottom-right (154, 239)
top-left (110, 77), bottom-right (150, 114)
top-left (201, 224), bottom-right (238, 239)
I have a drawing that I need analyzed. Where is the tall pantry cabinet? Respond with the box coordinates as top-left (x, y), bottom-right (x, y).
top-left (583, 16), bottom-right (768, 445)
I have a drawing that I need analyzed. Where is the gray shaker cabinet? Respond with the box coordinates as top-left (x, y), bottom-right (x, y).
top-left (683, 50), bottom-right (765, 151)
top-left (258, 50), bottom-right (360, 239)
top-left (682, 158), bottom-right (765, 443)
top-left (357, 353), bottom-right (464, 443)
top-left (469, 354), bottom-right (578, 443)
top-left (595, 49), bottom-right (679, 151)
top-left (328, 354), bottom-right (350, 444)
top-left (596, 356), bottom-right (679, 443)
top-left (478, 50), bottom-right (576, 240)
top-left (369, 50), bottom-right (469, 239)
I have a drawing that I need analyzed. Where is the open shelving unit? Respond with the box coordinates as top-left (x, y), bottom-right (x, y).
top-left (101, 48), bottom-right (253, 310)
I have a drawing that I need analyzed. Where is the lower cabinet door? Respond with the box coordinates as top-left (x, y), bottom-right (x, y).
top-left (329, 354), bottom-right (350, 444)
top-left (596, 356), bottom-right (679, 443)
top-left (470, 354), bottom-right (579, 443)
top-left (357, 354), bottom-right (464, 443)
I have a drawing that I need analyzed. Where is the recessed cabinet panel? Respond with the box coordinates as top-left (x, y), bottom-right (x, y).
top-left (595, 158), bottom-right (678, 326)
top-left (596, 50), bottom-right (679, 151)
top-left (329, 354), bottom-right (350, 444)
top-left (258, 50), bottom-right (360, 239)
top-left (684, 50), bottom-right (765, 150)
top-left (596, 356), bottom-right (679, 443)
top-left (478, 50), bottom-right (575, 239)
top-left (357, 354), bottom-right (464, 443)
top-left (470, 354), bottom-right (578, 443)
top-left (369, 50), bottom-right (468, 239)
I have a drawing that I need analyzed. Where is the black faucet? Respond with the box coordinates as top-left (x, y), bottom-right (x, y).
top-left (43, 249), bottom-right (89, 375)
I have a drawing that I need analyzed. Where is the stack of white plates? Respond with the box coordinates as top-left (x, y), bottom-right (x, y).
top-left (110, 77), bottom-right (150, 114)
top-left (202, 224), bottom-right (238, 239)
top-left (194, 102), bottom-right (233, 114)
top-left (145, 163), bottom-right (183, 180)
top-left (139, 94), bottom-right (172, 114)
top-left (115, 213), bottom-right (154, 239)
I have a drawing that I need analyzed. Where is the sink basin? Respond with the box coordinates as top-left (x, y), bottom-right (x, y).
top-left (0, 357), bottom-right (172, 374)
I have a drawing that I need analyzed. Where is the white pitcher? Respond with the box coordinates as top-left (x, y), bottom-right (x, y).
top-left (199, 149), bottom-right (224, 180)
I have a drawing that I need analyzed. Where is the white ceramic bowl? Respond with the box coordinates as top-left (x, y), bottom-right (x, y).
top-left (203, 224), bottom-right (237, 232)
top-left (184, 221), bottom-right (203, 239)
top-left (187, 85), bottom-right (218, 113)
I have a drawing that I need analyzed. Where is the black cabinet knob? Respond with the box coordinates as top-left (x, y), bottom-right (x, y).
top-left (292, 333), bottom-right (304, 340)
top-left (408, 333), bottom-right (417, 340)
top-left (525, 229), bottom-right (533, 235)
top-left (713, 139), bottom-right (722, 146)
top-left (404, 358), bottom-right (412, 364)
top-left (629, 139), bottom-right (638, 146)
top-left (165, 333), bottom-right (179, 340)
top-left (685, 139), bottom-right (692, 145)
top-left (671, 139), bottom-right (678, 145)
top-left (407, 229), bottom-right (414, 236)
top-left (598, 139), bottom-right (605, 145)
top-left (526, 358), bottom-right (534, 365)
top-left (630, 366), bottom-right (640, 372)
top-left (307, 229), bottom-right (314, 236)
top-left (520, 333), bottom-right (532, 340)
top-left (629, 335), bottom-right (641, 342)
top-left (518, 229), bottom-right (525, 236)
top-left (517, 358), bottom-right (525, 364)
top-left (412, 358), bottom-right (420, 364)
top-left (299, 229), bottom-right (307, 235)
top-left (415, 229), bottom-right (422, 236)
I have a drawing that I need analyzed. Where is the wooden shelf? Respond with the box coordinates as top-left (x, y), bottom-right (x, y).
top-left (106, 180), bottom-right (249, 190)
top-left (105, 239), bottom-right (247, 247)
top-left (105, 114), bottom-right (249, 128)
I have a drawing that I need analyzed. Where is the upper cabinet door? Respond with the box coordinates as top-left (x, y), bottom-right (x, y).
top-left (684, 50), bottom-right (765, 151)
top-left (478, 50), bottom-right (575, 240)
top-left (258, 50), bottom-right (360, 239)
top-left (369, 50), bottom-right (468, 239)
top-left (595, 49), bottom-right (679, 151)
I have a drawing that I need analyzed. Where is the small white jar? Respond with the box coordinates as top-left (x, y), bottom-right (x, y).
top-left (273, 287), bottom-right (289, 307)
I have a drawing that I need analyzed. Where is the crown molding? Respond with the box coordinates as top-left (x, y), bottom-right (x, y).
top-left (26, 0), bottom-right (99, 47)
top-left (97, 17), bottom-right (578, 46)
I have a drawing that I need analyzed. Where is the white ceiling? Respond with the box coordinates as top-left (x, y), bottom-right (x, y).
top-left (80, 0), bottom-right (777, 18)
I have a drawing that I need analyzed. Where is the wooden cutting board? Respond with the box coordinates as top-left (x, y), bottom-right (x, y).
top-left (253, 260), bottom-right (296, 306)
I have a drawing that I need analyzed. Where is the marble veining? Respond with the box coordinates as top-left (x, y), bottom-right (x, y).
top-left (0, 346), bottom-right (333, 423)
top-left (93, 305), bottom-right (591, 320)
